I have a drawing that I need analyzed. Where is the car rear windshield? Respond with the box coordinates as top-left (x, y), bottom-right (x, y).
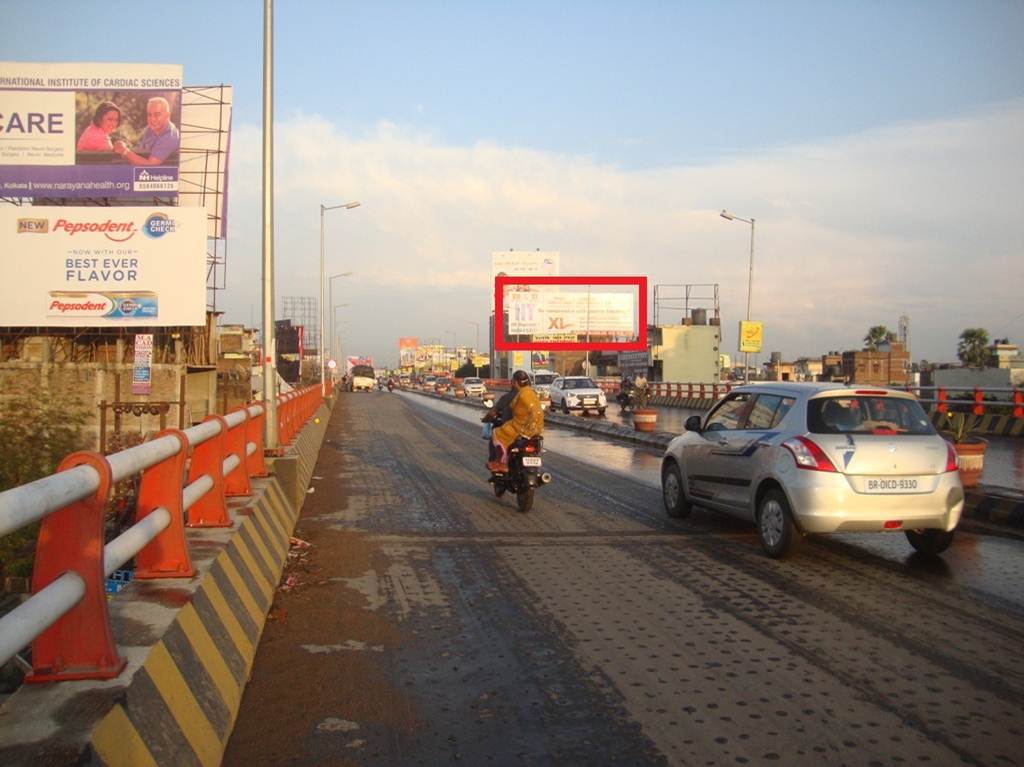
top-left (807, 395), bottom-right (935, 435)
top-left (565, 378), bottom-right (597, 389)
top-left (350, 365), bottom-right (374, 378)
top-left (464, 378), bottom-right (482, 384)
top-left (533, 374), bottom-right (556, 385)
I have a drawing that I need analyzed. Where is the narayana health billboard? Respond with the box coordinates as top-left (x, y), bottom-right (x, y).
top-left (0, 62), bottom-right (182, 197)
top-left (1, 206), bottom-right (207, 327)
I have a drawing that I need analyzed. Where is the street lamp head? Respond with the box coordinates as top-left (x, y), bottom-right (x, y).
top-left (343, 201), bottom-right (361, 210)
top-left (720, 210), bottom-right (735, 221)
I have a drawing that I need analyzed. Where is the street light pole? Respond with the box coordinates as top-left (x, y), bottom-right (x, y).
top-left (721, 210), bottom-right (756, 384)
top-left (319, 201), bottom-right (360, 397)
top-left (328, 272), bottom-right (352, 368)
top-left (467, 320), bottom-right (480, 376)
top-left (261, 0), bottom-right (277, 448)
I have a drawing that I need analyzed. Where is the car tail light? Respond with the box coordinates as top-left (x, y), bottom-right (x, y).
top-left (783, 436), bottom-right (838, 472)
top-left (883, 520), bottom-right (902, 529)
top-left (855, 390), bottom-right (888, 395)
top-left (945, 442), bottom-right (958, 472)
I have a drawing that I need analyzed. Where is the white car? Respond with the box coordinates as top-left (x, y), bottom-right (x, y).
top-left (549, 376), bottom-right (607, 416)
top-left (660, 382), bottom-right (964, 558)
top-left (531, 371), bottom-right (558, 396)
top-left (462, 377), bottom-right (486, 396)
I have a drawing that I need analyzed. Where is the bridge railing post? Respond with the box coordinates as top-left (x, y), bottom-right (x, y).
top-left (134, 429), bottom-right (194, 579)
top-left (27, 452), bottom-right (126, 683)
top-left (186, 415), bottom-right (231, 528)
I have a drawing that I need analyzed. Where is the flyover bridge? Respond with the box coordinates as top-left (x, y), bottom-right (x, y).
top-left (1, 386), bottom-right (1023, 766)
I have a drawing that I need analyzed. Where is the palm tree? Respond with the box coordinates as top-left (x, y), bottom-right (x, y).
top-left (863, 325), bottom-right (892, 351)
top-left (957, 328), bottom-right (990, 367)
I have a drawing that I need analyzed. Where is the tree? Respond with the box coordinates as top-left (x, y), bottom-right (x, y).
top-left (863, 325), bottom-right (894, 351)
top-left (957, 328), bottom-right (990, 367)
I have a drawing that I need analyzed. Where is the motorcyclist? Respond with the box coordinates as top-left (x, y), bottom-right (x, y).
top-left (387, 377), bottom-right (395, 392)
top-left (481, 389), bottom-right (516, 462)
top-left (486, 370), bottom-right (544, 473)
top-left (617, 375), bottom-right (635, 411)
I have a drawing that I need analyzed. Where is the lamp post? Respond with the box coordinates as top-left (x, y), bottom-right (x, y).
top-left (467, 320), bottom-right (480, 376)
top-left (320, 201), bottom-right (360, 396)
top-left (330, 303), bottom-right (349, 371)
top-left (720, 209), bottom-right (756, 383)
top-left (328, 272), bottom-right (352, 366)
top-left (445, 330), bottom-right (456, 372)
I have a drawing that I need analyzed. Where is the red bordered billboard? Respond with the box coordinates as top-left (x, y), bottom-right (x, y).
top-left (494, 275), bottom-right (647, 351)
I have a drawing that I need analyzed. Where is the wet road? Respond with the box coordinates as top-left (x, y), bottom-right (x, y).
top-left (225, 391), bottom-right (1024, 766)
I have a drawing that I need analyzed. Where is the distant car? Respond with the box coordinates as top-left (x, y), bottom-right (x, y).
top-left (549, 376), bottom-right (607, 415)
top-left (462, 377), bottom-right (486, 397)
top-left (423, 375), bottom-right (437, 391)
top-left (660, 382), bottom-right (964, 558)
top-left (349, 365), bottom-right (375, 392)
top-left (434, 377), bottom-right (452, 394)
top-left (531, 371), bottom-right (557, 396)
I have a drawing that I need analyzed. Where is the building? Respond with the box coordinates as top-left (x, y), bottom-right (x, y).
top-left (841, 341), bottom-right (910, 385)
top-left (650, 322), bottom-right (721, 383)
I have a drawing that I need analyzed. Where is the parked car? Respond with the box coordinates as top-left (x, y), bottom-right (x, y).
top-left (462, 376), bottom-right (486, 397)
top-left (549, 376), bottom-right (607, 415)
top-left (660, 382), bottom-right (963, 558)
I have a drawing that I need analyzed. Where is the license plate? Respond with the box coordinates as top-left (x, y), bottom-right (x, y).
top-left (865, 477), bottom-right (920, 493)
top-left (522, 456), bottom-right (542, 467)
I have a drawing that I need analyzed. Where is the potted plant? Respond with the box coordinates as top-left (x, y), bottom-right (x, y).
top-left (940, 411), bottom-right (988, 488)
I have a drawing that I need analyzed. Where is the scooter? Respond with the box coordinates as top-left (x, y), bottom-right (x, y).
top-left (617, 386), bottom-right (637, 414)
top-left (488, 436), bottom-right (552, 512)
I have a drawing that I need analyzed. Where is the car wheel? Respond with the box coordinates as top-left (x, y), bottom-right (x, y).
top-left (562, 402), bottom-right (570, 415)
top-left (597, 407), bottom-right (606, 416)
top-left (662, 462), bottom-right (692, 519)
top-left (757, 489), bottom-right (801, 559)
top-left (905, 528), bottom-right (955, 555)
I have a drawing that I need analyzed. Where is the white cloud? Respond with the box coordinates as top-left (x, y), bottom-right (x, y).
top-left (221, 101), bottom-right (1023, 366)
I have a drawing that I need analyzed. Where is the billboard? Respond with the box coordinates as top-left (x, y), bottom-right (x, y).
top-left (0, 62), bottom-right (183, 198)
top-left (495, 276), bottom-right (647, 351)
top-left (398, 337), bottom-right (417, 368)
top-left (346, 356), bottom-right (373, 375)
top-left (739, 320), bottom-right (763, 353)
top-left (0, 206), bottom-right (207, 326)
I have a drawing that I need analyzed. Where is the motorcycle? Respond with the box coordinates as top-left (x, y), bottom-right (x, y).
top-left (616, 386), bottom-right (637, 414)
top-left (387, 380), bottom-right (395, 392)
top-left (488, 435), bottom-right (551, 512)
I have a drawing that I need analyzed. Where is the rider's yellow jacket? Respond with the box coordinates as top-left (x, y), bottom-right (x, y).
top-left (494, 385), bottom-right (544, 448)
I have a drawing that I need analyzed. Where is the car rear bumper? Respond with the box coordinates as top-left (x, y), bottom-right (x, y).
top-left (785, 472), bottom-right (964, 533)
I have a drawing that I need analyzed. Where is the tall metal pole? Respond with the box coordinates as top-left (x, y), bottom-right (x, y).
top-left (746, 218), bottom-right (755, 384)
top-left (319, 204), bottom-right (326, 397)
top-left (468, 320), bottom-right (480, 376)
top-left (261, 0), bottom-right (278, 447)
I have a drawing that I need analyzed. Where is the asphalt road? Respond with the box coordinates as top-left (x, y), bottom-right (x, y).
top-left (224, 391), bottom-right (1024, 766)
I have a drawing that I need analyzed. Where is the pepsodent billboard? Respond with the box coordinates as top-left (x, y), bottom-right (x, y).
top-left (1, 206), bottom-right (207, 326)
top-left (0, 62), bottom-right (182, 197)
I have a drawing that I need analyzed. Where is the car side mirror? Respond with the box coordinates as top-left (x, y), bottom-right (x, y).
top-left (685, 415), bottom-right (703, 433)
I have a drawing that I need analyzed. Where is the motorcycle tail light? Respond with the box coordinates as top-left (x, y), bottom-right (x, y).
top-left (782, 436), bottom-right (838, 472)
top-left (524, 443), bottom-right (537, 453)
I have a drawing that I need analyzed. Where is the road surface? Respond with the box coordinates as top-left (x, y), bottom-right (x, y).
top-left (224, 390), bottom-right (1024, 766)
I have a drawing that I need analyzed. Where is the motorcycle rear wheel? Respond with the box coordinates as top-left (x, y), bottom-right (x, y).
top-left (517, 486), bottom-right (534, 512)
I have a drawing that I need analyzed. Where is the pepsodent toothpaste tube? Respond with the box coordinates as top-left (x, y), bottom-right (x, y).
top-left (48, 292), bottom-right (158, 319)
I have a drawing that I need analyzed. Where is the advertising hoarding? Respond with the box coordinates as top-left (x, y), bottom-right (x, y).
top-left (739, 320), bottom-right (763, 353)
top-left (132, 333), bottom-right (153, 394)
top-left (398, 337), bottom-right (417, 368)
top-left (346, 356), bottom-right (373, 375)
top-left (0, 62), bottom-right (183, 198)
top-left (0, 206), bottom-right (207, 326)
top-left (507, 292), bottom-right (635, 336)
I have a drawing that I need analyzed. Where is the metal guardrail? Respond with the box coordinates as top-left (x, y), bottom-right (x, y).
top-left (0, 384), bottom-right (325, 682)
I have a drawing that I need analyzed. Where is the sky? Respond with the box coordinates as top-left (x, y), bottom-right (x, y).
top-left (3, 1), bottom-right (1023, 367)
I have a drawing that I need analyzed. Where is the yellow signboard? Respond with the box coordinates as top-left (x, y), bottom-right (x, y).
top-left (738, 320), bottom-right (763, 353)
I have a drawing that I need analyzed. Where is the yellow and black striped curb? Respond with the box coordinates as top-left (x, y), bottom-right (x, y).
top-left (963, 490), bottom-right (1024, 529)
top-left (929, 410), bottom-right (1024, 438)
top-left (0, 400), bottom-right (333, 767)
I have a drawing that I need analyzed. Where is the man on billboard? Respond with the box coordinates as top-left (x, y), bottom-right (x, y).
top-left (114, 97), bottom-right (179, 166)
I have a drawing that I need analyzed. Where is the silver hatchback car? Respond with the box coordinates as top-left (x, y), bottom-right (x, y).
top-left (661, 383), bottom-right (964, 558)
